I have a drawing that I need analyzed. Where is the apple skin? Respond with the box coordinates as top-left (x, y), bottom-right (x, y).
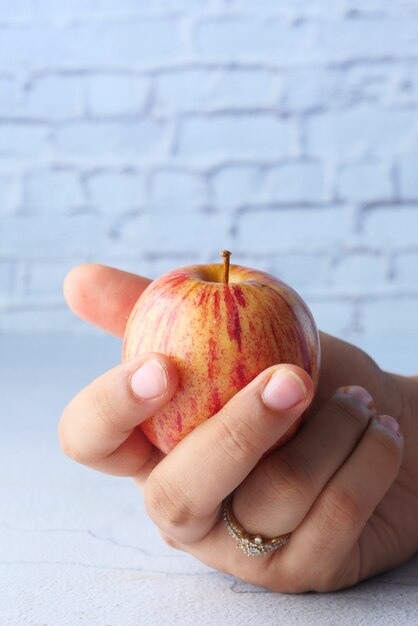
top-left (122, 262), bottom-right (320, 455)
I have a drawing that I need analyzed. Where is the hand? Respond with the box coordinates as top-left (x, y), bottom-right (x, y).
top-left (60, 264), bottom-right (418, 592)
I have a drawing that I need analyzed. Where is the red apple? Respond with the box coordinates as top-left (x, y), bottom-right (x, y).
top-left (123, 251), bottom-right (320, 455)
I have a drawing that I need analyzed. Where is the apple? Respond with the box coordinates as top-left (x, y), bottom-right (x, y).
top-left (123, 251), bottom-right (320, 455)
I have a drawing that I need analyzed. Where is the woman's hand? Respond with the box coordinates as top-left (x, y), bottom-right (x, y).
top-left (59, 264), bottom-right (418, 592)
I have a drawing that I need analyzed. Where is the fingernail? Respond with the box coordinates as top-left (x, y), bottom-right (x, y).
top-left (130, 359), bottom-right (168, 399)
top-left (262, 369), bottom-right (307, 411)
top-left (375, 414), bottom-right (401, 436)
top-left (336, 385), bottom-right (375, 417)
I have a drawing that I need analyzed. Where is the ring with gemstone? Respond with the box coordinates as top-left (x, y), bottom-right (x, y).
top-left (222, 495), bottom-right (291, 556)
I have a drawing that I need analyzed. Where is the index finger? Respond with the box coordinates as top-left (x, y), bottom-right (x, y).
top-left (144, 365), bottom-right (314, 544)
top-left (63, 264), bottom-right (151, 337)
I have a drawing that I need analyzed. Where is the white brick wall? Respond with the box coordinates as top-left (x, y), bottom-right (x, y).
top-left (0, 0), bottom-right (417, 347)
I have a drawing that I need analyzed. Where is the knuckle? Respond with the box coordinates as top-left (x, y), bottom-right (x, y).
top-left (309, 570), bottom-right (341, 593)
top-left (265, 550), bottom-right (358, 594)
top-left (313, 561), bottom-right (359, 593)
top-left (144, 473), bottom-right (197, 531)
top-left (259, 446), bottom-right (316, 508)
top-left (311, 577), bottom-right (336, 593)
top-left (261, 556), bottom-right (314, 593)
top-left (275, 571), bottom-right (312, 593)
top-left (372, 426), bottom-right (402, 465)
top-left (322, 482), bottom-right (365, 531)
top-left (89, 382), bottom-right (120, 433)
top-left (213, 411), bottom-right (262, 464)
top-left (311, 548), bottom-right (361, 592)
top-left (331, 395), bottom-right (370, 430)
top-left (159, 530), bottom-right (183, 551)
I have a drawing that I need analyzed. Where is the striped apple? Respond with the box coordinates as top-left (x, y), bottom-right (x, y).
top-left (123, 251), bottom-right (320, 455)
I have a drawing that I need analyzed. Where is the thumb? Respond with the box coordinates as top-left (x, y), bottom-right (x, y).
top-left (58, 353), bottom-right (179, 476)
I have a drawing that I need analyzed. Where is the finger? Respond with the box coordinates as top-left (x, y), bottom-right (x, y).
top-left (231, 385), bottom-right (375, 538)
top-left (63, 264), bottom-right (151, 337)
top-left (170, 413), bottom-right (403, 593)
top-left (58, 353), bottom-right (178, 476)
top-left (312, 332), bottom-right (401, 421)
top-left (273, 413), bottom-right (404, 592)
top-left (144, 365), bottom-right (314, 544)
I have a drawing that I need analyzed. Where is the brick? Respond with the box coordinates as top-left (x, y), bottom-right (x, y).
top-left (195, 18), bottom-right (418, 63)
top-left (195, 19), bottom-right (305, 60)
top-left (34, 0), bottom-right (201, 13)
top-left (155, 69), bottom-right (277, 111)
top-left (136, 255), bottom-right (207, 280)
top-left (234, 0), bottom-right (330, 15)
top-left (362, 206), bottom-right (418, 247)
top-left (212, 69), bottom-right (277, 108)
top-left (0, 261), bottom-right (17, 295)
top-left (178, 115), bottom-right (294, 159)
top-left (282, 65), bottom-right (393, 113)
top-left (344, 0), bottom-right (418, 18)
top-left (331, 253), bottom-right (387, 291)
top-left (308, 108), bottom-right (417, 158)
top-left (337, 161), bottom-right (393, 202)
top-left (362, 297), bottom-right (418, 335)
top-left (1, 215), bottom-right (105, 258)
top-left (308, 19), bottom-right (418, 62)
top-left (0, 0), bottom-right (32, 15)
top-left (22, 169), bottom-right (84, 213)
top-left (281, 68), bottom-right (333, 113)
top-left (160, 0), bottom-right (210, 6)
top-left (340, 65), bottom-right (393, 105)
top-left (306, 300), bottom-right (355, 337)
top-left (0, 176), bottom-right (15, 212)
top-left (388, 63), bottom-right (418, 106)
top-left (212, 165), bottom-right (265, 209)
top-left (0, 20), bottom-right (181, 66)
top-left (78, 255), bottom-right (201, 282)
top-left (86, 258), bottom-right (146, 278)
top-left (24, 75), bottom-right (83, 119)
top-left (0, 123), bottom-right (49, 156)
top-left (86, 74), bottom-right (149, 117)
top-left (236, 209), bottom-right (349, 252)
top-left (27, 260), bottom-right (76, 296)
top-left (0, 25), bottom-right (67, 66)
top-left (0, 307), bottom-right (81, 334)
top-left (263, 253), bottom-right (329, 289)
top-left (34, 0), bottom-right (145, 12)
top-left (263, 162), bottom-right (325, 203)
top-left (87, 171), bottom-right (144, 213)
top-left (399, 154), bottom-right (418, 198)
top-left (53, 120), bottom-right (166, 156)
top-left (155, 70), bottom-right (217, 111)
top-left (66, 20), bottom-right (181, 64)
top-left (394, 252), bottom-right (418, 285)
top-left (113, 211), bottom-right (233, 255)
top-left (149, 169), bottom-right (206, 212)
top-left (0, 77), bottom-right (16, 116)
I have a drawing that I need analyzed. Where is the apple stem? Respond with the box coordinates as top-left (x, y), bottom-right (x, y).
top-left (220, 250), bottom-right (231, 284)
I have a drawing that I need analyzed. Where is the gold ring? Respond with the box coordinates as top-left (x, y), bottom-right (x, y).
top-left (222, 495), bottom-right (291, 556)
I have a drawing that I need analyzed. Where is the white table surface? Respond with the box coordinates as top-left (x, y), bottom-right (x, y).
top-left (2, 333), bottom-right (418, 626)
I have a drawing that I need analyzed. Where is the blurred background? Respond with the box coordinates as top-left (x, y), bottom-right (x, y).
top-left (1, 0), bottom-right (418, 371)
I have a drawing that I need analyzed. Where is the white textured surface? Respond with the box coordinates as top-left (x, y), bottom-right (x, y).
top-left (1, 334), bottom-right (418, 626)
